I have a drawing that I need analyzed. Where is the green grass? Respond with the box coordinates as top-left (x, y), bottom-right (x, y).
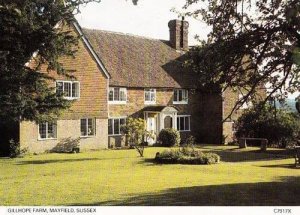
top-left (1, 145), bottom-right (300, 206)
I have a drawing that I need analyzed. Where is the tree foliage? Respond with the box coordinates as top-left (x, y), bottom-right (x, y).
top-left (0, 0), bottom-right (101, 122)
top-left (0, 0), bottom-right (138, 123)
top-left (121, 117), bottom-right (153, 157)
top-left (184, 0), bottom-right (300, 115)
top-left (235, 102), bottom-right (300, 148)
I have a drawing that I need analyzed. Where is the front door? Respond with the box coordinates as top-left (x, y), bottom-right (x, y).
top-left (146, 116), bottom-right (157, 145)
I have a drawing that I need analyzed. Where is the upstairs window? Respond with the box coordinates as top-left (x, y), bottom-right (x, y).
top-left (173, 89), bottom-right (188, 104)
top-left (38, 122), bottom-right (57, 140)
top-left (144, 89), bottom-right (156, 104)
top-left (108, 118), bottom-right (126, 136)
top-left (80, 118), bottom-right (96, 137)
top-left (108, 87), bottom-right (127, 104)
top-left (177, 115), bottom-right (190, 131)
top-left (56, 81), bottom-right (80, 100)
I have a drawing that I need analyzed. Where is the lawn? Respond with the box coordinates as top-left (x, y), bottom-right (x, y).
top-left (0, 145), bottom-right (300, 206)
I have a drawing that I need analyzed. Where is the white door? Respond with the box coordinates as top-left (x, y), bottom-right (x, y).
top-left (147, 117), bottom-right (157, 145)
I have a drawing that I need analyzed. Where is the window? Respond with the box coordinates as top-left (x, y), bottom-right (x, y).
top-left (108, 118), bottom-right (126, 135)
top-left (177, 115), bottom-right (190, 131)
top-left (108, 87), bottom-right (127, 104)
top-left (173, 89), bottom-right (188, 104)
top-left (38, 122), bottom-right (57, 140)
top-left (80, 118), bottom-right (96, 137)
top-left (144, 89), bottom-right (156, 104)
top-left (56, 81), bottom-right (80, 99)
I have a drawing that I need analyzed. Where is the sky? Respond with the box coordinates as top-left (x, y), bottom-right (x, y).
top-left (75, 0), bottom-right (299, 99)
top-left (75, 0), bottom-right (209, 45)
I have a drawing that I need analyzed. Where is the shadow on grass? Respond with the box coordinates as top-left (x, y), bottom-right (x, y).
top-left (148, 147), bottom-right (293, 163)
top-left (211, 150), bottom-right (291, 162)
top-left (15, 157), bottom-right (128, 165)
top-left (69, 176), bottom-right (300, 206)
top-left (258, 164), bottom-right (298, 169)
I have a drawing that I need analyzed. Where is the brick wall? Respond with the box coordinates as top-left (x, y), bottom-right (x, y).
top-left (29, 26), bottom-right (108, 120)
top-left (109, 87), bottom-right (223, 145)
top-left (20, 26), bottom-right (109, 152)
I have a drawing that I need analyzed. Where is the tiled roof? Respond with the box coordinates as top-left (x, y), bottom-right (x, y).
top-left (82, 29), bottom-right (197, 88)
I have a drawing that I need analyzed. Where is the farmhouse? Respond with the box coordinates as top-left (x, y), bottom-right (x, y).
top-left (16, 19), bottom-right (243, 153)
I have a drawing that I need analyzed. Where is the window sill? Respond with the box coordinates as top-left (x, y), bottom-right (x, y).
top-left (63, 97), bottom-right (80, 101)
top-left (38, 138), bottom-right (57, 141)
top-left (80, 135), bottom-right (96, 138)
top-left (173, 101), bottom-right (188, 105)
top-left (178, 130), bottom-right (191, 132)
top-left (108, 134), bottom-right (123, 137)
top-left (144, 101), bottom-right (156, 105)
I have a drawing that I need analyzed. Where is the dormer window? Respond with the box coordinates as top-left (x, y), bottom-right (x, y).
top-left (56, 81), bottom-right (80, 100)
top-left (144, 89), bottom-right (156, 104)
top-left (108, 87), bottom-right (127, 104)
top-left (173, 89), bottom-right (188, 104)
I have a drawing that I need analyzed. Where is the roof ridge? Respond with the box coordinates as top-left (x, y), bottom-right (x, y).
top-left (82, 27), bottom-right (168, 42)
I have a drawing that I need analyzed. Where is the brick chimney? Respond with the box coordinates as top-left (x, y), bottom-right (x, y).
top-left (168, 17), bottom-right (189, 51)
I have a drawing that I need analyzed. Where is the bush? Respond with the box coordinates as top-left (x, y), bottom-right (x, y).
top-left (50, 137), bottom-right (80, 153)
top-left (158, 128), bottom-right (181, 147)
top-left (155, 147), bottom-right (220, 165)
top-left (9, 139), bottom-right (28, 158)
top-left (236, 102), bottom-right (300, 148)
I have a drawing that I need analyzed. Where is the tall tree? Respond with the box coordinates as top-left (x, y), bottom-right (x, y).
top-left (183, 0), bottom-right (300, 116)
top-left (0, 0), bottom-right (96, 122)
top-left (0, 0), bottom-right (137, 123)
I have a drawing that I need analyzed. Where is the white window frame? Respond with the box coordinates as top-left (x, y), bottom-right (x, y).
top-left (108, 117), bottom-right (126, 136)
top-left (38, 122), bottom-right (57, 140)
top-left (177, 115), bottom-right (191, 132)
top-left (56, 80), bottom-right (80, 100)
top-left (144, 88), bottom-right (156, 105)
top-left (80, 118), bottom-right (96, 138)
top-left (173, 89), bottom-right (188, 104)
top-left (108, 87), bottom-right (127, 104)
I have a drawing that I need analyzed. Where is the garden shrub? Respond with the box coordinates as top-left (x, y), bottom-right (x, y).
top-left (9, 139), bottom-right (28, 158)
top-left (50, 137), bottom-right (80, 153)
top-left (236, 102), bottom-right (300, 148)
top-left (155, 147), bottom-right (220, 165)
top-left (158, 128), bottom-right (180, 147)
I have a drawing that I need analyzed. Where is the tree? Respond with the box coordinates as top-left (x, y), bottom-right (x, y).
top-left (121, 117), bottom-right (154, 157)
top-left (0, 0), bottom-right (137, 123)
top-left (0, 0), bottom-right (98, 123)
top-left (235, 102), bottom-right (300, 148)
top-left (183, 0), bottom-right (300, 117)
top-left (296, 97), bottom-right (300, 114)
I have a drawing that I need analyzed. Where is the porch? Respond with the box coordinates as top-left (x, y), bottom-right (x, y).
top-left (143, 106), bottom-right (178, 145)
